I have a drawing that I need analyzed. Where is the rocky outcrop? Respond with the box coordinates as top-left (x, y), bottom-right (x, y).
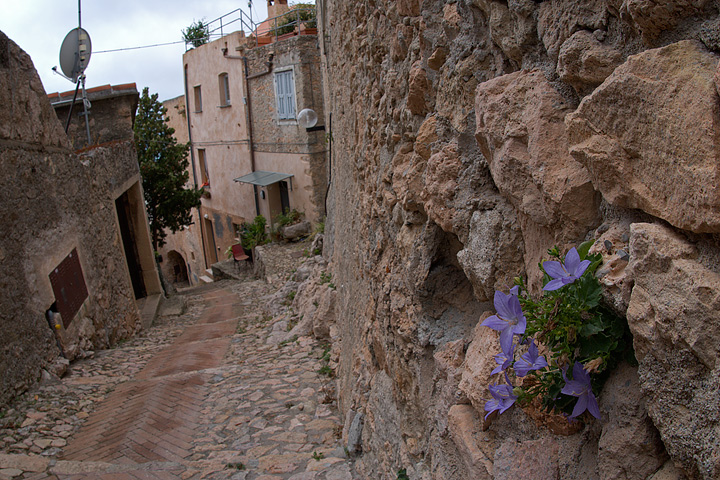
top-left (557, 30), bottom-right (624, 95)
top-left (566, 41), bottom-right (720, 234)
top-left (476, 69), bottom-right (599, 236)
top-left (319, 0), bottom-right (720, 478)
top-left (626, 223), bottom-right (720, 479)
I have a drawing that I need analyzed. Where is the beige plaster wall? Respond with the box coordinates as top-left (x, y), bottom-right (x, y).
top-left (254, 151), bottom-right (320, 223)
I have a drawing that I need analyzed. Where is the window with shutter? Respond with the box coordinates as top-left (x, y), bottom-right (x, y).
top-left (275, 70), bottom-right (296, 121)
top-left (49, 248), bottom-right (88, 328)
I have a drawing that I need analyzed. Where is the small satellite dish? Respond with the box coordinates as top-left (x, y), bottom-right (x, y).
top-left (59, 27), bottom-right (92, 83)
top-left (297, 108), bottom-right (318, 129)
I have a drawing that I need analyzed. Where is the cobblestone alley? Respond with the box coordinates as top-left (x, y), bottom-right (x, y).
top-left (0, 257), bottom-right (356, 480)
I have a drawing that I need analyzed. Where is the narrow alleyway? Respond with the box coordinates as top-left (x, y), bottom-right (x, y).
top-left (0, 265), bottom-right (355, 479)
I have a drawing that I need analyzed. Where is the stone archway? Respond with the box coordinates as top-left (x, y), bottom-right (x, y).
top-left (166, 250), bottom-right (189, 286)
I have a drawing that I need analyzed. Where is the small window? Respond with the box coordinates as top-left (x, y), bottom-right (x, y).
top-left (274, 70), bottom-right (296, 121)
top-left (219, 73), bottom-right (231, 106)
top-left (198, 149), bottom-right (209, 185)
top-left (193, 85), bottom-right (202, 112)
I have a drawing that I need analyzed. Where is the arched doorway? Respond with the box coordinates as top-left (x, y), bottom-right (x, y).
top-left (166, 250), bottom-right (189, 286)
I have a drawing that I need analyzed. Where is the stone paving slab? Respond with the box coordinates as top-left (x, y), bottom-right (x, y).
top-left (0, 250), bottom-right (358, 480)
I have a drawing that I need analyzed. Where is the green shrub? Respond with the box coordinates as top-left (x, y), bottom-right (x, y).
top-left (182, 19), bottom-right (210, 47)
top-left (240, 215), bottom-right (268, 250)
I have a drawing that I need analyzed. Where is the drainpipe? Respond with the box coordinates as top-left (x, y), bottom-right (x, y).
top-left (242, 57), bottom-right (261, 218)
top-left (184, 63), bottom-right (209, 270)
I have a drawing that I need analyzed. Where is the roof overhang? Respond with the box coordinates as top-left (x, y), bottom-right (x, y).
top-left (233, 170), bottom-right (294, 187)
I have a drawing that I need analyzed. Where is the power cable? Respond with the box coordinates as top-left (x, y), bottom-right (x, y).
top-left (94, 40), bottom-right (186, 54)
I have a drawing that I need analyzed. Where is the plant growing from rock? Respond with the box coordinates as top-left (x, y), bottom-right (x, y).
top-left (482, 241), bottom-right (633, 422)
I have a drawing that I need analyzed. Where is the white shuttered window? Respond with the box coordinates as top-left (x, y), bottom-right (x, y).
top-left (275, 70), bottom-right (296, 120)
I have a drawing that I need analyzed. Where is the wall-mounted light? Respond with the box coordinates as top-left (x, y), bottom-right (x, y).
top-left (297, 108), bottom-right (325, 132)
top-left (204, 213), bottom-right (209, 219)
top-left (260, 190), bottom-right (266, 199)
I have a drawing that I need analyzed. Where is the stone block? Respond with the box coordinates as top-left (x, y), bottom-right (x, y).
top-left (566, 41), bottom-right (720, 233)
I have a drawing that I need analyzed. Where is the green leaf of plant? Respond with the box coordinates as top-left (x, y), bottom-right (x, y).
top-left (579, 317), bottom-right (604, 337)
top-left (577, 240), bottom-right (595, 260)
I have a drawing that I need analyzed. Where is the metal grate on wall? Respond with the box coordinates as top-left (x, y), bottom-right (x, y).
top-left (49, 248), bottom-right (89, 328)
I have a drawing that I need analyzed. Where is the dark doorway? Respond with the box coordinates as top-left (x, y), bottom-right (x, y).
top-left (166, 250), bottom-right (189, 285)
top-left (279, 180), bottom-right (290, 214)
top-left (116, 191), bottom-right (147, 299)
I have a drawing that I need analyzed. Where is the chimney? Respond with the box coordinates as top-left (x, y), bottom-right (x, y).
top-left (267, 0), bottom-right (290, 19)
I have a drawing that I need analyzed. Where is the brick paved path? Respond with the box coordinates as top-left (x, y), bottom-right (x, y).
top-left (0, 276), bottom-right (355, 480)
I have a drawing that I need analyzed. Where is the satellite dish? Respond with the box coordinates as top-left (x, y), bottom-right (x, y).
top-left (59, 27), bottom-right (91, 83)
top-left (297, 108), bottom-right (318, 129)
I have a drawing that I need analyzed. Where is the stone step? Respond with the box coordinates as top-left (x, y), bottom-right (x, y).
top-left (198, 275), bottom-right (214, 284)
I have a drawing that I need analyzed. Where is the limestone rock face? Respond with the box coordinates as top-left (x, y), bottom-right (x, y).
top-left (624, 0), bottom-right (710, 42)
top-left (494, 437), bottom-right (560, 480)
top-left (538, 0), bottom-right (609, 60)
top-left (598, 362), bottom-right (667, 480)
top-left (557, 30), bottom-right (624, 95)
top-left (458, 314), bottom-right (501, 413)
top-left (627, 222), bottom-right (720, 479)
top-left (487, 1), bottom-right (537, 63)
top-left (566, 41), bottom-right (720, 234)
top-left (322, 0), bottom-right (720, 478)
top-left (447, 405), bottom-right (494, 480)
top-left (475, 69), bottom-right (600, 235)
top-left (407, 61), bottom-right (429, 116)
top-left (456, 203), bottom-right (524, 301)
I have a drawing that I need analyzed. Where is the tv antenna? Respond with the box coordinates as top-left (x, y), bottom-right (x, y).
top-left (54, 0), bottom-right (92, 144)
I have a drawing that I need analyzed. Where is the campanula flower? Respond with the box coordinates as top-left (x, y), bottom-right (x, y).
top-left (481, 290), bottom-right (527, 353)
top-left (561, 362), bottom-right (601, 419)
top-left (513, 339), bottom-right (548, 377)
top-left (491, 343), bottom-right (515, 376)
top-left (484, 376), bottom-right (518, 420)
top-left (542, 247), bottom-right (591, 291)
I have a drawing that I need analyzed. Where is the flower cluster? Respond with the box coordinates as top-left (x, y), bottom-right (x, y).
top-left (481, 243), bottom-right (630, 422)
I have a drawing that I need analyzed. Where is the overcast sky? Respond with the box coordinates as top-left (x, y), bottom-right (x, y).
top-left (0, 1), bottom-right (286, 102)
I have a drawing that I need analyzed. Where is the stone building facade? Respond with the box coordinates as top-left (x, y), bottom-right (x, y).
top-left (0, 31), bottom-right (161, 406)
top-left (316, 1), bottom-right (720, 479)
top-left (159, 12), bottom-right (326, 285)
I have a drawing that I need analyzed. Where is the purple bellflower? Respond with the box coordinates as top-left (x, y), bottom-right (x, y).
top-left (481, 290), bottom-right (527, 353)
top-left (542, 247), bottom-right (591, 291)
top-left (491, 343), bottom-right (515, 376)
top-left (484, 375), bottom-right (518, 420)
top-left (561, 362), bottom-right (601, 420)
top-left (513, 339), bottom-right (548, 377)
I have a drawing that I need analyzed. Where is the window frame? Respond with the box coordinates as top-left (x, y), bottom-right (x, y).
top-left (218, 73), bottom-right (231, 107)
top-left (198, 148), bottom-right (210, 185)
top-left (273, 68), bottom-right (297, 123)
top-left (193, 85), bottom-right (202, 113)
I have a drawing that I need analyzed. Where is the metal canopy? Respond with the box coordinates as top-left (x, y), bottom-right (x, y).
top-left (233, 171), bottom-right (294, 187)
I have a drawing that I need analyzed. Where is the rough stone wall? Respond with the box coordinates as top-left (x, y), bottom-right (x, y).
top-left (50, 84), bottom-right (139, 151)
top-left (0, 32), bottom-right (149, 406)
top-left (319, 1), bottom-right (720, 479)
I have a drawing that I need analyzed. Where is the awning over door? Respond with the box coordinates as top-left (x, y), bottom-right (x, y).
top-left (233, 170), bottom-right (294, 187)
